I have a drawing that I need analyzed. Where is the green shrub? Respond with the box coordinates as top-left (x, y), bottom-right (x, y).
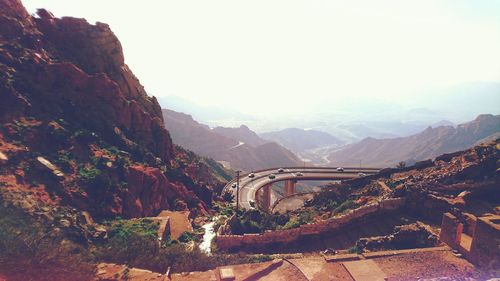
top-left (96, 219), bottom-right (160, 267)
top-left (248, 255), bottom-right (273, 263)
top-left (325, 200), bottom-right (339, 211)
top-left (108, 219), bottom-right (159, 240)
top-left (282, 218), bottom-right (301, 229)
top-left (334, 199), bottom-right (355, 214)
top-left (298, 210), bottom-right (314, 223)
top-left (222, 191), bottom-right (234, 202)
top-left (348, 245), bottom-right (362, 254)
top-left (178, 231), bottom-right (198, 243)
top-left (78, 165), bottom-right (101, 182)
top-left (229, 208), bottom-right (294, 234)
top-left (54, 150), bottom-right (72, 171)
top-left (214, 202), bottom-right (234, 217)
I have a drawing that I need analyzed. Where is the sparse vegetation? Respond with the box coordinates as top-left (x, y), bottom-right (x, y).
top-left (229, 208), bottom-right (316, 234)
top-left (178, 231), bottom-right (198, 243)
top-left (94, 217), bottom-right (275, 273)
top-left (333, 199), bottom-right (355, 214)
top-left (78, 164), bottom-right (102, 183)
top-left (222, 190), bottom-right (234, 202)
top-left (54, 150), bottom-right (73, 171)
top-left (0, 205), bottom-right (95, 281)
top-left (213, 202), bottom-right (234, 217)
top-left (397, 161), bottom-right (406, 168)
top-left (347, 245), bottom-right (362, 254)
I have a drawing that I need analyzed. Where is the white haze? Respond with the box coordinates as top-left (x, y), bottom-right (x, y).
top-left (23, 0), bottom-right (500, 131)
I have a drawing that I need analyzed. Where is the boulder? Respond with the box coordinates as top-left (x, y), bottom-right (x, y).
top-left (35, 156), bottom-right (65, 179)
top-left (0, 151), bottom-right (8, 164)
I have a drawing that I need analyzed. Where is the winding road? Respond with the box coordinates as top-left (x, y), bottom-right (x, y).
top-left (223, 167), bottom-right (381, 210)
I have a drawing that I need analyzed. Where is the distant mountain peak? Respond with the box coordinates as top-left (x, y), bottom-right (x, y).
top-left (475, 114), bottom-right (495, 121)
top-left (260, 127), bottom-right (344, 153)
top-left (327, 114), bottom-right (500, 167)
top-left (239, 124), bottom-right (250, 130)
top-left (162, 109), bottom-right (302, 171)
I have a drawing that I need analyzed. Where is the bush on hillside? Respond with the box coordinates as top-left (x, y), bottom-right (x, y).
top-left (229, 209), bottom-right (292, 234)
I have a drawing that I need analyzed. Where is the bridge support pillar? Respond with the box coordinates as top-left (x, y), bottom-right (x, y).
top-left (261, 184), bottom-right (272, 211)
top-left (284, 180), bottom-right (296, 197)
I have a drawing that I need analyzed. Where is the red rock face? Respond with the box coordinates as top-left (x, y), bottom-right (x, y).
top-left (0, 1), bottom-right (173, 163)
top-left (0, 0), bottom-right (34, 27)
top-left (0, 0), bottom-right (222, 219)
top-left (124, 165), bottom-right (209, 218)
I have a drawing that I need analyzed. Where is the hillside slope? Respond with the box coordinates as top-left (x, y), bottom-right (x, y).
top-left (327, 114), bottom-right (500, 167)
top-left (0, 1), bottom-right (229, 221)
top-left (163, 109), bottom-right (302, 170)
top-left (213, 125), bottom-right (267, 147)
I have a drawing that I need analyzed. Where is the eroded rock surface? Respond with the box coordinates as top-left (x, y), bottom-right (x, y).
top-left (0, 0), bottom-right (228, 222)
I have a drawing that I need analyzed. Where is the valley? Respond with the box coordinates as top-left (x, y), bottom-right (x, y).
top-left (0, 1), bottom-right (499, 281)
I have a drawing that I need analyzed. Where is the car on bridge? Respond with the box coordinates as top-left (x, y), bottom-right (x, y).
top-left (248, 173), bottom-right (255, 178)
top-left (358, 172), bottom-right (367, 177)
top-left (277, 168), bottom-right (285, 173)
top-left (231, 183), bottom-right (237, 188)
top-left (295, 172), bottom-right (303, 177)
top-left (268, 174), bottom-right (276, 179)
top-left (337, 167), bottom-right (344, 172)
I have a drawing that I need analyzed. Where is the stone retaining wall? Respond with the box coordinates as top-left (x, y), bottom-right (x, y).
top-left (216, 197), bottom-right (406, 251)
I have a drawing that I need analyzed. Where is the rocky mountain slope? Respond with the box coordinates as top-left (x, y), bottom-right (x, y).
top-left (260, 127), bottom-right (344, 153)
top-left (0, 0), bottom-right (230, 222)
top-left (213, 125), bottom-right (267, 147)
top-left (327, 114), bottom-right (500, 167)
top-left (162, 109), bottom-right (302, 171)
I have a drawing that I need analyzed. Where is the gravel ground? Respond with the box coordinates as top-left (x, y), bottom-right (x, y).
top-left (373, 250), bottom-right (490, 281)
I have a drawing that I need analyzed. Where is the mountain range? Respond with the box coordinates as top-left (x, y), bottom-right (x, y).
top-left (326, 114), bottom-right (500, 167)
top-left (162, 109), bottom-right (302, 171)
top-left (260, 128), bottom-right (344, 153)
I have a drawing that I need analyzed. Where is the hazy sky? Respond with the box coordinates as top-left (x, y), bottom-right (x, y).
top-left (23, 1), bottom-right (500, 117)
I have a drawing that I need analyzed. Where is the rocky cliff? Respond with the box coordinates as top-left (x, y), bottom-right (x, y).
top-left (0, 0), bottom-right (228, 220)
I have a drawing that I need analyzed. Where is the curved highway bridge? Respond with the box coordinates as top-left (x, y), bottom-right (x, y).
top-left (223, 167), bottom-right (381, 211)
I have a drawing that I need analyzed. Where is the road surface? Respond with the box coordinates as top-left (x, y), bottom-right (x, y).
top-left (223, 167), bottom-right (380, 209)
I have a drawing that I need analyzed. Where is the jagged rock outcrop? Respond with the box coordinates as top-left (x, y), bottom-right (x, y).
top-left (355, 222), bottom-right (439, 251)
top-left (0, 0), bottom-right (228, 221)
top-left (124, 165), bottom-right (209, 218)
top-left (0, 1), bottom-right (172, 162)
top-left (380, 138), bottom-right (500, 223)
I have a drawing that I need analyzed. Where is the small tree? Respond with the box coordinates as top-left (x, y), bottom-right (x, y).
top-left (222, 191), bottom-right (234, 202)
top-left (396, 161), bottom-right (406, 169)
